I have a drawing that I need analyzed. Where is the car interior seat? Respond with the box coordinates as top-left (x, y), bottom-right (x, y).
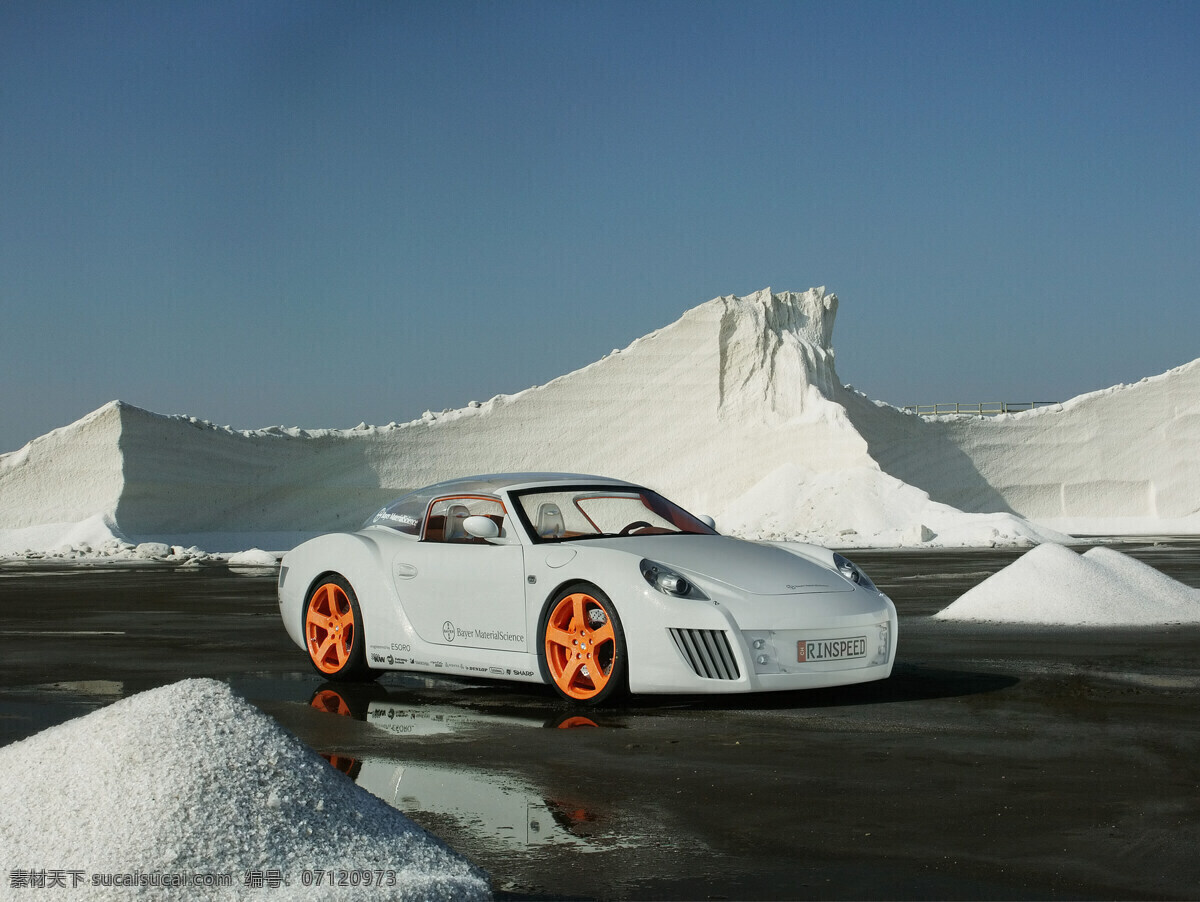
top-left (444, 503), bottom-right (471, 541)
top-left (536, 502), bottom-right (565, 538)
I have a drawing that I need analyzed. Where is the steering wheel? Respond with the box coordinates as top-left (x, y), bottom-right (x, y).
top-left (618, 520), bottom-right (653, 536)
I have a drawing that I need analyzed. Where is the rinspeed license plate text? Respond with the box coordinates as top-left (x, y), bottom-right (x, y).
top-left (798, 636), bottom-right (867, 662)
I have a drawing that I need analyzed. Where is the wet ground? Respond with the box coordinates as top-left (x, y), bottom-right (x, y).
top-left (2, 541), bottom-right (1199, 900)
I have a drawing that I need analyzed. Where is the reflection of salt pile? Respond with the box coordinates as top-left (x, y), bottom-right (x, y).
top-left (0, 680), bottom-right (490, 901)
top-left (935, 544), bottom-right (1200, 625)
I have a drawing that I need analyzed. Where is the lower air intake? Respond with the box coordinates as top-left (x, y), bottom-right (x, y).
top-left (669, 628), bottom-right (741, 681)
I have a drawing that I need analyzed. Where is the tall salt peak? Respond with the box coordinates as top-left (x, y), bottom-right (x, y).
top-left (714, 287), bottom-right (843, 422)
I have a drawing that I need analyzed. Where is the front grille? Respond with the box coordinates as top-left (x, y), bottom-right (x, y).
top-left (669, 628), bottom-right (740, 681)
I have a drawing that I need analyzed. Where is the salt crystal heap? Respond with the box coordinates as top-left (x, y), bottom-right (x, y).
top-left (712, 287), bottom-right (842, 419)
top-left (0, 679), bottom-right (490, 901)
top-left (1, 286), bottom-right (1198, 554)
top-left (935, 544), bottom-right (1200, 625)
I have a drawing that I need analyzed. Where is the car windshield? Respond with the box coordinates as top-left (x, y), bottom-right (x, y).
top-left (511, 486), bottom-right (716, 543)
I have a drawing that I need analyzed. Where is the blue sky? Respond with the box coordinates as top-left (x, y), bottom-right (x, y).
top-left (2, 0), bottom-right (1197, 453)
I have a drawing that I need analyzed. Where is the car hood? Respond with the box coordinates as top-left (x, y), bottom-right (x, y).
top-left (585, 534), bottom-right (853, 596)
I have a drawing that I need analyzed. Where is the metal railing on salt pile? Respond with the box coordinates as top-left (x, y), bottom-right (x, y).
top-left (903, 401), bottom-right (1060, 417)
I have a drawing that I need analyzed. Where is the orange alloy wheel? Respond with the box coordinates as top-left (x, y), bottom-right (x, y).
top-left (306, 582), bottom-right (357, 675)
top-left (544, 592), bottom-right (618, 701)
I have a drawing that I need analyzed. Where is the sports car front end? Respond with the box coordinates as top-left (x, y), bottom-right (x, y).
top-left (558, 536), bottom-right (897, 695)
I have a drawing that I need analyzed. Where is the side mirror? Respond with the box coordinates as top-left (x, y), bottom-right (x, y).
top-left (698, 515), bottom-right (716, 530)
top-left (463, 516), bottom-right (501, 540)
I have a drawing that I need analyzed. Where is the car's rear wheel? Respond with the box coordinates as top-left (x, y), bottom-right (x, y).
top-left (540, 584), bottom-right (627, 705)
top-left (303, 574), bottom-right (378, 682)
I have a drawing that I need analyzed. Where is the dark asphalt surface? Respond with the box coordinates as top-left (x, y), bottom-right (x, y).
top-left (2, 541), bottom-right (1199, 900)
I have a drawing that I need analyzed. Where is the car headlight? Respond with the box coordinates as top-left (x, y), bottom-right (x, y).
top-left (640, 560), bottom-right (709, 600)
top-left (833, 553), bottom-right (878, 592)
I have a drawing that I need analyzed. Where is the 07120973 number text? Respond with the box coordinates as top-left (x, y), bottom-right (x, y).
top-left (300, 869), bottom-right (397, 887)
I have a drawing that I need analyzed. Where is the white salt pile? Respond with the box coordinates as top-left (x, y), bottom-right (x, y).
top-left (0, 680), bottom-right (490, 901)
top-left (227, 548), bottom-right (279, 568)
top-left (719, 463), bottom-right (1073, 548)
top-left (0, 514), bottom-right (220, 565)
top-left (2, 287), bottom-right (1198, 558)
top-left (934, 544), bottom-right (1200, 625)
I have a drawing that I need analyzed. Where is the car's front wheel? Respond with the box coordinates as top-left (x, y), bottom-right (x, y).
top-left (302, 574), bottom-right (378, 682)
top-left (540, 584), bottom-right (627, 705)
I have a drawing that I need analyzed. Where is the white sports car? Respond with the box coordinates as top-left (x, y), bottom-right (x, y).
top-left (278, 473), bottom-right (897, 704)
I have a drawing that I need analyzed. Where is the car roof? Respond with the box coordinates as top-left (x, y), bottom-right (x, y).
top-left (416, 472), bottom-right (641, 497)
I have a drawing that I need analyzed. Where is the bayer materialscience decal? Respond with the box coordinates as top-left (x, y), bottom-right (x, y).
top-left (442, 620), bottom-right (455, 642)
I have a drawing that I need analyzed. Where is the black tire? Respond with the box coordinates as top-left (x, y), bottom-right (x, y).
top-left (538, 582), bottom-right (628, 705)
top-left (302, 574), bottom-right (379, 682)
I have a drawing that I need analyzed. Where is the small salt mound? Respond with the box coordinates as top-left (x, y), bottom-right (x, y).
top-left (0, 515), bottom-right (131, 559)
top-left (0, 679), bottom-right (490, 901)
top-left (226, 547), bottom-right (278, 568)
top-left (935, 543), bottom-right (1200, 625)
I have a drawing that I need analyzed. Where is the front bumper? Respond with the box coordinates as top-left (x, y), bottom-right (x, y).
top-left (628, 591), bottom-right (898, 695)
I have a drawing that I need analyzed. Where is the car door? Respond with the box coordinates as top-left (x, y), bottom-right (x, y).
top-left (392, 495), bottom-right (529, 653)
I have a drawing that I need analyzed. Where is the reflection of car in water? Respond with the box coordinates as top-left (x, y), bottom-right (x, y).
top-left (279, 473), bottom-right (897, 704)
top-left (310, 686), bottom-right (605, 851)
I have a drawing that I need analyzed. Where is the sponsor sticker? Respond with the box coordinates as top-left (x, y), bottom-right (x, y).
top-left (376, 511), bottom-right (419, 527)
top-left (447, 623), bottom-right (526, 645)
top-left (798, 636), bottom-right (867, 663)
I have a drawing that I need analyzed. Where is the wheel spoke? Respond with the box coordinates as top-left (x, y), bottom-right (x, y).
top-left (314, 633), bottom-right (338, 665)
top-left (570, 594), bottom-right (589, 629)
top-left (335, 635), bottom-right (349, 665)
top-left (587, 660), bottom-right (609, 689)
top-left (591, 620), bottom-right (615, 646)
top-left (560, 654), bottom-right (586, 688)
top-left (316, 583), bottom-right (336, 610)
top-left (545, 623), bottom-right (575, 650)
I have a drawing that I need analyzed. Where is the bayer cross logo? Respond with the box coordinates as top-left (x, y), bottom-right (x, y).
top-left (442, 620), bottom-right (455, 642)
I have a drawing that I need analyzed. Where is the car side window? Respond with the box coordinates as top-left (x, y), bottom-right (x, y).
top-left (423, 496), bottom-right (507, 544)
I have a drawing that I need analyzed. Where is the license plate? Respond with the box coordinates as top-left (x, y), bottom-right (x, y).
top-left (798, 636), bottom-right (867, 662)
